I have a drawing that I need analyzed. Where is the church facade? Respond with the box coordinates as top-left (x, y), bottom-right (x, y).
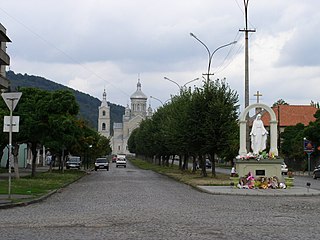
top-left (98, 80), bottom-right (152, 155)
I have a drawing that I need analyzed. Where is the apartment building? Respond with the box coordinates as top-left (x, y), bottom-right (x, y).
top-left (0, 23), bottom-right (11, 90)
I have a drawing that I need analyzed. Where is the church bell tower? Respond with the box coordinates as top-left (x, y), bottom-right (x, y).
top-left (98, 89), bottom-right (111, 138)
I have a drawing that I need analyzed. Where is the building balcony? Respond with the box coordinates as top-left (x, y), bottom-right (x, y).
top-left (0, 49), bottom-right (10, 65)
top-left (0, 73), bottom-right (9, 89)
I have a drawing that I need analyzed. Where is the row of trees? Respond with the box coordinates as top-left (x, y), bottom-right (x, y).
top-left (128, 80), bottom-right (320, 174)
top-left (0, 87), bottom-right (111, 177)
top-left (128, 79), bottom-right (240, 177)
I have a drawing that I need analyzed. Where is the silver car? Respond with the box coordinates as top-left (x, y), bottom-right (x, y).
top-left (95, 158), bottom-right (109, 171)
top-left (116, 155), bottom-right (127, 168)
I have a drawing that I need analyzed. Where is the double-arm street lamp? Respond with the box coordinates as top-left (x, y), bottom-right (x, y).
top-left (163, 76), bottom-right (200, 92)
top-left (150, 96), bottom-right (164, 106)
top-left (190, 32), bottom-right (237, 83)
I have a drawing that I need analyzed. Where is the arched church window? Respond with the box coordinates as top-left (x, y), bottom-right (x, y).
top-left (102, 110), bottom-right (106, 116)
top-left (102, 123), bottom-right (106, 130)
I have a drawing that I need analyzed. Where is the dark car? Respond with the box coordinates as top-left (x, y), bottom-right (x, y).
top-left (313, 165), bottom-right (320, 179)
top-left (95, 157), bottom-right (109, 171)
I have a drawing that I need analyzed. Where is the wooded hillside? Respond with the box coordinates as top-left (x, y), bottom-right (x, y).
top-left (6, 71), bottom-right (125, 130)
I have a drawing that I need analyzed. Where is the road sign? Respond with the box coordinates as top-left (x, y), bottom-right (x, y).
top-left (3, 116), bottom-right (20, 132)
top-left (304, 139), bottom-right (314, 153)
top-left (1, 92), bottom-right (22, 111)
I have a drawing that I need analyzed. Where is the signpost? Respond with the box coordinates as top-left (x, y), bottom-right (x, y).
top-left (1, 92), bottom-right (22, 199)
top-left (304, 138), bottom-right (314, 176)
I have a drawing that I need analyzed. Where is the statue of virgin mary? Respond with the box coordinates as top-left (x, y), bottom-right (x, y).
top-left (250, 114), bottom-right (268, 154)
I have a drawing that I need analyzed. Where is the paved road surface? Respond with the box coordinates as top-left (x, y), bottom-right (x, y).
top-left (0, 161), bottom-right (319, 240)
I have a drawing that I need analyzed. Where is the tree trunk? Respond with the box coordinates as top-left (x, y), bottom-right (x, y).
top-left (49, 159), bottom-right (53, 173)
top-left (179, 157), bottom-right (182, 169)
top-left (61, 149), bottom-right (65, 173)
top-left (183, 154), bottom-right (188, 170)
top-left (210, 153), bottom-right (216, 177)
top-left (12, 143), bottom-right (20, 179)
top-left (200, 155), bottom-right (207, 177)
top-left (192, 155), bottom-right (197, 173)
top-left (165, 155), bottom-right (169, 167)
top-left (30, 143), bottom-right (37, 177)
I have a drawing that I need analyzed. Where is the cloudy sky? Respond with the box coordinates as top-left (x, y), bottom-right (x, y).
top-left (1, 0), bottom-right (319, 111)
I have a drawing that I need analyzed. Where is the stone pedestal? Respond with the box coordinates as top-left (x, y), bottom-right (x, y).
top-left (235, 158), bottom-right (283, 180)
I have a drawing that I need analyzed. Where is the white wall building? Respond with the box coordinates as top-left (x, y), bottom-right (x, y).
top-left (98, 79), bottom-right (152, 155)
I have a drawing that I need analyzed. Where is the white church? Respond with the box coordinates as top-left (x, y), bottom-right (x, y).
top-left (98, 79), bottom-right (153, 155)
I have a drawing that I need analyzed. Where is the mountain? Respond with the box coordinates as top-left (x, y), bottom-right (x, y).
top-left (6, 71), bottom-right (125, 130)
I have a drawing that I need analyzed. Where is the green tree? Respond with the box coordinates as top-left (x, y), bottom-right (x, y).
top-left (281, 123), bottom-right (305, 170)
top-left (128, 128), bottom-right (138, 154)
top-left (15, 88), bottom-right (81, 176)
top-left (187, 79), bottom-right (239, 176)
top-left (128, 78), bottom-right (239, 178)
top-left (15, 88), bottom-right (51, 176)
top-left (272, 99), bottom-right (289, 107)
top-left (304, 109), bottom-right (320, 169)
top-left (0, 99), bottom-right (9, 167)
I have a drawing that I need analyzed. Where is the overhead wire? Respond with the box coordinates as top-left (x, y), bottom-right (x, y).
top-left (212, 0), bottom-right (258, 76)
top-left (214, 31), bottom-right (243, 75)
top-left (0, 6), bottom-right (131, 99)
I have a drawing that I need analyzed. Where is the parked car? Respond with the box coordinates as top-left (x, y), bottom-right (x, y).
top-left (313, 165), bottom-right (320, 179)
top-left (116, 155), bottom-right (127, 168)
top-left (205, 159), bottom-right (212, 169)
top-left (281, 162), bottom-right (288, 175)
top-left (95, 157), bottom-right (109, 171)
top-left (66, 156), bottom-right (81, 169)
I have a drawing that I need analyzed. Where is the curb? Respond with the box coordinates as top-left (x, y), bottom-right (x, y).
top-left (196, 186), bottom-right (320, 197)
top-left (0, 171), bottom-right (89, 210)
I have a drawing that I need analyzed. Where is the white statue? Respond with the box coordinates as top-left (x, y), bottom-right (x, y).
top-left (250, 114), bottom-right (268, 154)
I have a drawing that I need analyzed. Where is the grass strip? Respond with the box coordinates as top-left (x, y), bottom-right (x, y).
top-left (131, 158), bottom-right (231, 187)
top-left (0, 170), bottom-right (86, 196)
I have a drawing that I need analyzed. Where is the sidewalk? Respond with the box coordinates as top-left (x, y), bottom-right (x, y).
top-left (197, 185), bottom-right (320, 196)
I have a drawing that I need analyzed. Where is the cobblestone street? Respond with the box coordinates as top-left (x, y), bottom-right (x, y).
top-left (0, 161), bottom-right (319, 240)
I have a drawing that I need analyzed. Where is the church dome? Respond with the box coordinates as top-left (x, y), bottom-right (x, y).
top-left (130, 80), bottom-right (147, 100)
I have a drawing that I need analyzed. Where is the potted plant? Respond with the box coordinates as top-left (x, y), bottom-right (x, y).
top-left (284, 171), bottom-right (294, 187)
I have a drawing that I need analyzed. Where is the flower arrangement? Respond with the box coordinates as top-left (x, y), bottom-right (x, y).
top-left (237, 172), bottom-right (287, 189)
top-left (236, 152), bottom-right (258, 160)
top-left (287, 171), bottom-right (294, 178)
top-left (236, 151), bottom-right (278, 161)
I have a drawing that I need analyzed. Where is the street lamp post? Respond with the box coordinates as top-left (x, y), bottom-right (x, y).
top-left (190, 32), bottom-right (237, 83)
top-left (163, 77), bottom-right (200, 92)
top-left (150, 96), bottom-right (164, 106)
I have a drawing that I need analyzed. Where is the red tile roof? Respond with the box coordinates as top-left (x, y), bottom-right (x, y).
top-left (260, 105), bottom-right (317, 127)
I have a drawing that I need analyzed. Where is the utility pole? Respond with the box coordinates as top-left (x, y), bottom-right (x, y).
top-left (239, 0), bottom-right (255, 108)
top-left (240, 0), bottom-right (255, 152)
